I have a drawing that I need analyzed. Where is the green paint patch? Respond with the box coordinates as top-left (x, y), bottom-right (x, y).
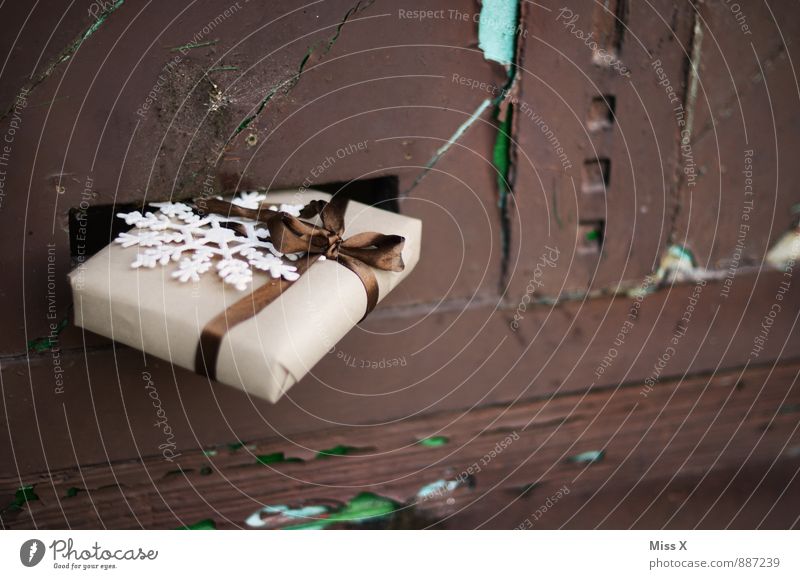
top-left (417, 436), bottom-right (449, 448)
top-left (779, 403), bottom-right (800, 415)
top-left (2, 0), bottom-right (124, 122)
top-left (27, 318), bottom-right (68, 353)
top-left (2, 485), bottom-right (39, 513)
top-left (286, 492), bottom-right (397, 530)
top-left (199, 465), bottom-right (213, 476)
top-left (567, 450), bottom-right (605, 464)
top-left (256, 452), bottom-right (303, 465)
top-left (202, 449), bottom-right (218, 457)
top-left (316, 444), bottom-right (364, 458)
top-left (64, 487), bottom-right (83, 498)
top-left (83, 0), bottom-right (125, 43)
top-left (171, 39), bottom-right (218, 52)
top-left (493, 104), bottom-right (514, 281)
top-left (179, 519), bottom-right (216, 530)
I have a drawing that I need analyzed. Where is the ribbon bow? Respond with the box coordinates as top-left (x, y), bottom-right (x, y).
top-left (194, 195), bottom-right (405, 380)
top-left (266, 196), bottom-right (405, 314)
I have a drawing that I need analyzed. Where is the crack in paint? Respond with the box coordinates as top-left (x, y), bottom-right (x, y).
top-left (0, 0), bottom-right (125, 122)
top-left (403, 1), bottom-right (520, 290)
top-left (665, 7), bottom-right (703, 249)
top-left (400, 99), bottom-right (493, 195)
top-left (170, 39), bottom-right (218, 52)
top-left (230, 0), bottom-right (374, 139)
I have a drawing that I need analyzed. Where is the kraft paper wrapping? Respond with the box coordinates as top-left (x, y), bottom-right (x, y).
top-left (69, 191), bottom-right (422, 403)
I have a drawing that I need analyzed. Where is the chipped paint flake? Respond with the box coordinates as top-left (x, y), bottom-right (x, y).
top-left (478, 0), bottom-right (520, 66)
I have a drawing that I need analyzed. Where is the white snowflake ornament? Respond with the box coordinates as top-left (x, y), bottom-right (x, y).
top-left (114, 193), bottom-right (306, 290)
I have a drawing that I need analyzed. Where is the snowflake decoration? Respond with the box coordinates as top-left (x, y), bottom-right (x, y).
top-left (114, 193), bottom-right (307, 291)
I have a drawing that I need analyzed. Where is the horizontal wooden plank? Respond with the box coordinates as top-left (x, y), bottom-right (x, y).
top-left (2, 360), bottom-right (798, 529)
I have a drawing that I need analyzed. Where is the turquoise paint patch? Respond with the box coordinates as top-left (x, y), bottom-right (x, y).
top-left (478, 0), bottom-right (520, 66)
top-left (567, 450), bottom-right (605, 464)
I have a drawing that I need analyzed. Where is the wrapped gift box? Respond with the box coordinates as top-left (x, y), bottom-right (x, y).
top-left (69, 190), bottom-right (422, 402)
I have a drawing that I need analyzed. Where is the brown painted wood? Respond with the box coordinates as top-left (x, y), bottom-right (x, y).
top-left (3, 268), bottom-right (799, 477)
top-left (2, 1), bottom-right (800, 531)
top-left (2, 360), bottom-right (799, 529)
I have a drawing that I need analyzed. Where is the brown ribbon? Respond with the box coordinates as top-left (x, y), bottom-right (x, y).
top-left (193, 195), bottom-right (405, 381)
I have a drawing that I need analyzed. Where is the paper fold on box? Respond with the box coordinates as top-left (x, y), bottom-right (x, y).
top-left (69, 191), bottom-right (422, 402)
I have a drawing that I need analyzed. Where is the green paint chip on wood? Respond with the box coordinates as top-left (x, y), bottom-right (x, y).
top-left (286, 493), bottom-right (398, 530)
top-left (256, 452), bottom-right (303, 465)
top-left (179, 519), bottom-right (216, 530)
top-left (316, 444), bottom-right (361, 458)
top-left (417, 436), bottom-right (449, 447)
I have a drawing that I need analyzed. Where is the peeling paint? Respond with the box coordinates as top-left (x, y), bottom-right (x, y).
top-left (27, 317), bottom-right (68, 353)
top-left (315, 444), bottom-right (368, 458)
top-left (231, 0), bottom-right (373, 138)
top-left (256, 452), bottom-right (303, 465)
top-left (179, 518), bottom-right (216, 530)
top-left (170, 39), bottom-right (218, 52)
top-left (401, 99), bottom-right (492, 196)
top-left (284, 493), bottom-right (398, 530)
top-left (566, 450), bottom-right (605, 464)
top-left (478, 0), bottom-right (520, 66)
top-left (655, 244), bottom-right (699, 282)
top-left (416, 479), bottom-right (459, 499)
top-left (417, 436), bottom-right (449, 447)
top-left (1, 485), bottom-right (39, 515)
top-left (766, 222), bottom-right (800, 270)
top-left (246, 504), bottom-right (330, 529)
